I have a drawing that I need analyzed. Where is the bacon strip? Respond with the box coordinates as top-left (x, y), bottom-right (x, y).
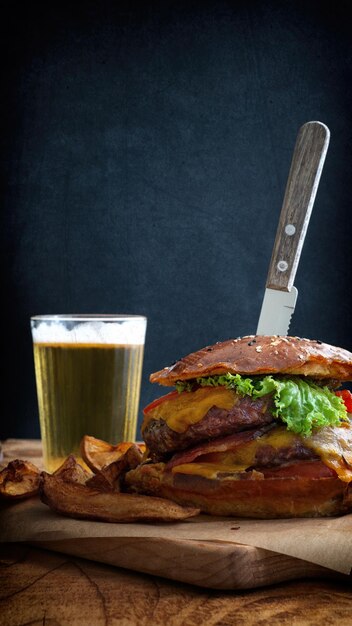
top-left (166, 423), bottom-right (275, 469)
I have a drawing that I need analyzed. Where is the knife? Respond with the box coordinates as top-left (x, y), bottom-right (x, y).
top-left (256, 121), bottom-right (330, 336)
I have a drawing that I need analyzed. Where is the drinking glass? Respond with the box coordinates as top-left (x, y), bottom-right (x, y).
top-left (31, 314), bottom-right (147, 472)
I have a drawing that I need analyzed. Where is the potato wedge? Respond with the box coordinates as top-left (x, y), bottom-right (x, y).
top-left (0, 459), bottom-right (40, 499)
top-left (80, 435), bottom-right (146, 473)
top-left (86, 444), bottom-right (144, 492)
top-left (40, 472), bottom-right (200, 522)
top-left (85, 469), bottom-right (117, 493)
top-left (53, 455), bottom-right (92, 484)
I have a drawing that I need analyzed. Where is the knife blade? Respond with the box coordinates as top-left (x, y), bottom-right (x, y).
top-left (256, 121), bottom-right (330, 336)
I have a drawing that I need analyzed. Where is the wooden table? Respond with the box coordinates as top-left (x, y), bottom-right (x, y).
top-left (1, 440), bottom-right (352, 625)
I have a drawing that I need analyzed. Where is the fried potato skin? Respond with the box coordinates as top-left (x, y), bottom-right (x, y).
top-left (39, 472), bottom-right (200, 522)
top-left (0, 459), bottom-right (40, 499)
top-left (86, 444), bottom-right (144, 492)
top-left (80, 435), bottom-right (146, 473)
top-left (53, 455), bottom-right (92, 484)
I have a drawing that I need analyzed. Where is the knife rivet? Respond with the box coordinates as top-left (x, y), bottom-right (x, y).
top-left (285, 224), bottom-right (296, 236)
top-left (277, 260), bottom-right (288, 272)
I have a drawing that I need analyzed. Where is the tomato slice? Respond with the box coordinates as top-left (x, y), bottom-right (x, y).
top-left (260, 460), bottom-right (336, 479)
top-left (335, 389), bottom-right (352, 413)
top-left (143, 390), bottom-right (179, 414)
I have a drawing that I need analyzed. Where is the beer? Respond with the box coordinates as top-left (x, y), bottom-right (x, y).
top-left (31, 316), bottom-right (146, 472)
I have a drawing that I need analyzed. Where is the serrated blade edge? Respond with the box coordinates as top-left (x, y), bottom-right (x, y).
top-left (256, 286), bottom-right (298, 336)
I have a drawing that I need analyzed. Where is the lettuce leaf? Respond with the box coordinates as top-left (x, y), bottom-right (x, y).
top-left (176, 374), bottom-right (347, 436)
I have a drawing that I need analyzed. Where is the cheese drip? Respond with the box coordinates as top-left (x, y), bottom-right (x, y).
top-left (308, 418), bottom-right (352, 482)
top-left (142, 386), bottom-right (237, 434)
top-left (172, 427), bottom-right (299, 478)
top-left (172, 420), bottom-right (352, 482)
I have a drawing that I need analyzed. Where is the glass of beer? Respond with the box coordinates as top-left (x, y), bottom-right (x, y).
top-left (31, 314), bottom-right (147, 472)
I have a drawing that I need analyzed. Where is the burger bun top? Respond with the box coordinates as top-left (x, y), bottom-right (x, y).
top-left (150, 335), bottom-right (352, 386)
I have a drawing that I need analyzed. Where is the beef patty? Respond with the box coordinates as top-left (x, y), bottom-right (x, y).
top-left (143, 394), bottom-right (274, 461)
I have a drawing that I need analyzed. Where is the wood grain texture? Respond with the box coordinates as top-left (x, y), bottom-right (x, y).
top-left (1, 439), bottom-right (351, 594)
top-left (0, 439), bottom-right (44, 470)
top-left (1, 543), bottom-right (352, 626)
top-left (30, 536), bottom-right (347, 591)
top-left (266, 121), bottom-right (330, 291)
top-left (1, 441), bottom-right (352, 622)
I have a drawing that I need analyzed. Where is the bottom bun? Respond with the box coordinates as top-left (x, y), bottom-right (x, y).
top-left (125, 462), bottom-right (352, 519)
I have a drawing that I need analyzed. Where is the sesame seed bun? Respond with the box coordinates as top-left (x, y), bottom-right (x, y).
top-left (150, 336), bottom-right (352, 386)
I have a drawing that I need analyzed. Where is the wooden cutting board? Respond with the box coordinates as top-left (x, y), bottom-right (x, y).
top-left (1, 439), bottom-right (351, 590)
top-left (29, 534), bottom-right (348, 590)
top-left (1, 497), bottom-right (351, 590)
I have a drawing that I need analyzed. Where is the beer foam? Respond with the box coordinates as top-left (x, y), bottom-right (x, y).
top-left (32, 320), bottom-right (146, 345)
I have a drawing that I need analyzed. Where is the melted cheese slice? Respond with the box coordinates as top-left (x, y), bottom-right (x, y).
top-left (172, 426), bottom-right (298, 478)
top-left (307, 420), bottom-right (352, 482)
top-left (172, 462), bottom-right (249, 479)
top-left (172, 420), bottom-right (352, 482)
top-left (142, 386), bottom-right (237, 434)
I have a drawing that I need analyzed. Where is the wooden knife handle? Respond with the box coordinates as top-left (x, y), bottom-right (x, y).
top-left (266, 121), bottom-right (330, 291)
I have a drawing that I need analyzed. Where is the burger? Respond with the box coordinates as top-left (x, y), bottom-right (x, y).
top-left (126, 336), bottom-right (352, 518)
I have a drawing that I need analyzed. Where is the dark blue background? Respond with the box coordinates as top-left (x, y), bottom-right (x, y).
top-left (2, 0), bottom-right (352, 439)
